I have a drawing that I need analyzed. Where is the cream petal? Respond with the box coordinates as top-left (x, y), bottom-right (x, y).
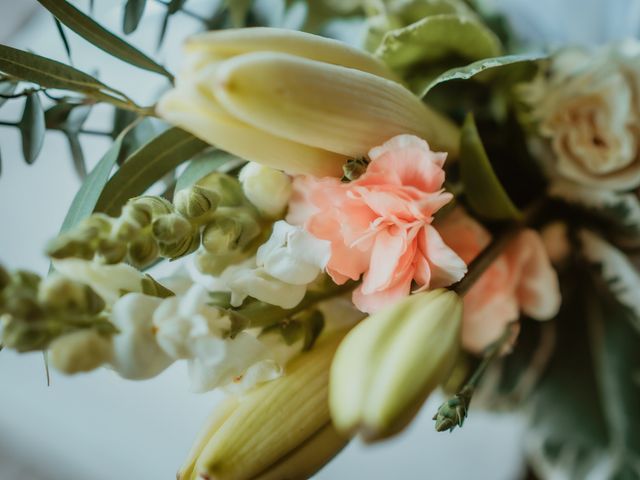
top-left (185, 27), bottom-right (397, 80)
top-left (156, 82), bottom-right (345, 177)
top-left (212, 52), bottom-right (460, 158)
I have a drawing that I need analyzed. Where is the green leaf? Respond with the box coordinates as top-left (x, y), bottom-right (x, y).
top-left (19, 93), bottom-right (46, 164)
top-left (419, 53), bottom-right (544, 98)
top-left (36, 0), bottom-right (173, 80)
top-left (175, 150), bottom-right (240, 191)
top-left (157, 0), bottom-right (187, 48)
top-left (123, 0), bottom-right (147, 35)
top-left (459, 113), bottom-right (521, 221)
top-left (53, 17), bottom-right (73, 64)
top-left (375, 14), bottom-right (502, 72)
top-left (58, 128), bottom-right (128, 233)
top-left (65, 130), bottom-right (87, 178)
top-left (0, 44), bottom-right (131, 107)
top-left (95, 128), bottom-right (208, 216)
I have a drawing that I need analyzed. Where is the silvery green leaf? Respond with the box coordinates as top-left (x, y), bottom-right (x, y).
top-left (123, 0), bottom-right (147, 35)
top-left (579, 229), bottom-right (640, 334)
top-left (375, 13), bottom-right (502, 72)
top-left (419, 53), bottom-right (544, 97)
top-left (175, 150), bottom-right (240, 192)
top-left (19, 93), bottom-right (46, 165)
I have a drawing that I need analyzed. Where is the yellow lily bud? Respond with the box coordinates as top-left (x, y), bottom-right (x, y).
top-left (157, 27), bottom-right (459, 177)
top-left (330, 289), bottom-right (462, 441)
top-left (179, 331), bottom-right (348, 480)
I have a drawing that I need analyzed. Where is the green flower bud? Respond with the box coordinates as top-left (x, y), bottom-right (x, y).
top-left (127, 235), bottom-right (159, 268)
top-left (38, 275), bottom-right (105, 315)
top-left (49, 329), bottom-right (113, 374)
top-left (197, 172), bottom-right (246, 207)
top-left (432, 386), bottom-right (472, 432)
top-left (152, 213), bottom-right (193, 244)
top-left (0, 317), bottom-right (49, 352)
top-left (46, 235), bottom-right (94, 260)
top-left (196, 250), bottom-right (248, 277)
top-left (342, 157), bottom-right (368, 181)
top-left (0, 264), bottom-right (11, 291)
top-left (96, 237), bottom-right (127, 264)
top-left (158, 233), bottom-right (200, 260)
top-left (78, 213), bottom-right (113, 236)
top-left (174, 185), bottom-right (220, 220)
top-left (202, 217), bottom-right (242, 253)
top-left (130, 195), bottom-right (174, 217)
top-left (330, 289), bottom-right (462, 441)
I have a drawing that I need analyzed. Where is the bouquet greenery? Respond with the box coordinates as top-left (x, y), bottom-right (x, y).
top-left (1, 1), bottom-right (639, 479)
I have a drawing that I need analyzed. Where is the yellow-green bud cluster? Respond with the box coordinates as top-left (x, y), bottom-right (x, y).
top-left (0, 265), bottom-right (113, 353)
top-left (47, 172), bottom-right (266, 271)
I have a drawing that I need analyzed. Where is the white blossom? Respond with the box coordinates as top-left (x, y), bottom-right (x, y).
top-left (239, 162), bottom-right (292, 218)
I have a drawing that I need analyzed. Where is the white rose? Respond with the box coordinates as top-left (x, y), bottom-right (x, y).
top-left (239, 162), bottom-right (292, 218)
top-left (520, 42), bottom-right (640, 190)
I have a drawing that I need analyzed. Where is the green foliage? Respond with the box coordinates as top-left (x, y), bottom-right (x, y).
top-left (18, 93), bottom-right (45, 165)
top-left (375, 13), bottom-right (501, 73)
top-left (458, 114), bottom-right (521, 221)
top-left (175, 150), bottom-right (242, 192)
top-left (123, 0), bottom-right (147, 35)
top-left (95, 128), bottom-right (208, 216)
top-left (36, 0), bottom-right (173, 80)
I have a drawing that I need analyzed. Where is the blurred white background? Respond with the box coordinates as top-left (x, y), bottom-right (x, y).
top-left (1, 0), bottom-right (637, 479)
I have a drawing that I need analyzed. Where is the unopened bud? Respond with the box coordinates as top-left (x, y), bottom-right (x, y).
top-left (96, 237), bottom-right (127, 264)
top-left (433, 386), bottom-right (472, 432)
top-left (130, 195), bottom-right (174, 217)
top-left (38, 275), bottom-right (105, 314)
top-left (196, 250), bottom-right (247, 277)
top-left (342, 157), bottom-right (368, 181)
top-left (78, 213), bottom-right (113, 236)
top-left (174, 185), bottom-right (220, 220)
top-left (202, 217), bottom-right (242, 253)
top-left (0, 264), bottom-right (10, 290)
top-left (330, 289), bottom-right (462, 441)
top-left (152, 213), bottom-right (193, 244)
top-left (197, 172), bottom-right (245, 207)
top-left (46, 235), bottom-right (94, 260)
top-left (128, 235), bottom-right (159, 267)
top-left (158, 233), bottom-right (200, 259)
top-left (49, 329), bottom-right (113, 374)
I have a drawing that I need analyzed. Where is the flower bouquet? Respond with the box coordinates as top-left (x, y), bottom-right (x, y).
top-left (1, 1), bottom-right (639, 479)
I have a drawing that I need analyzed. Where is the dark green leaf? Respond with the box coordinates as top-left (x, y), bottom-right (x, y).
top-left (95, 128), bottom-right (208, 216)
top-left (44, 102), bottom-right (91, 132)
top-left (175, 150), bottom-right (239, 191)
top-left (123, 0), bottom-right (147, 35)
top-left (65, 131), bottom-right (86, 178)
top-left (0, 80), bottom-right (17, 108)
top-left (36, 0), bottom-right (173, 80)
top-left (420, 53), bottom-right (544, 98)
top-left (58, 127), bottom-right (128, 233)
top-left (53, 17), bottom-right (73, 64)
top-left (119, 117), bottom-right (158, 164)
top-left (0, 44), bottom-right (127, 105)
top-left (19, 93), bottom-right (46, 164)
top-left (375, 14), bottom-right (502, 72)
top-left (459, 113), bottom-right (521, 221)
top-left (157, 0), bottom-right (187, 48)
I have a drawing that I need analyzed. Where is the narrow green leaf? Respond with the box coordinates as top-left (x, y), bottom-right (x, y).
top-left (95, 128), bottom-right (208, 216)
top-left (459, 113), bottom-right (521, 221)
top-left (36, 0), bottom-right (173, 80)
top-left (58, 128), bottom-right (129, 233)
top-left (19, 93), bottom-right (46, 164)
top-left (123, 0), bottom-right (147, 34)
top-left (65, 131), bottom-right (87, 178)
top-left (175, 150), bottom-right (238, 191)
top-left (420, 53), bottom-right (544, 98)
top-left (375, 14), bottom-right (502, 71)
top-left (53, 17), bottom-right (73, 64)
top-left (157, 0), bottom-right (187, 48)
top-left (0, 80), bottom-right (17, 108)
top-left (0, 45), bottom-right (123, 102)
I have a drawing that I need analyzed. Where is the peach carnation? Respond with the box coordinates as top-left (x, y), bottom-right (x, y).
top-left (287, 134), bottom-right (467, 313)
top-left (438, 207), bottom-right (561, 353)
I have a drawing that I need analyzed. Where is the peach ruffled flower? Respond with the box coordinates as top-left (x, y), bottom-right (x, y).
top-left (438, 207), bottom-right (561, 354)
top-left (287, 134), bottom-right (467, 313)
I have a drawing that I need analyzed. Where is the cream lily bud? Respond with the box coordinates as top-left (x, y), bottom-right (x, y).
top-left (49, 329), bottom-right (113, 375)
top-left (330, 289), bottom-right (462, 441)
top-left (157, 27), bottom-right (459, 177)
top-left (174, 185), bottom-right (220, 220)
top-left (180, 331), bottom-right (348, 480)
top-left (238, 162), bottom-right (292, 218)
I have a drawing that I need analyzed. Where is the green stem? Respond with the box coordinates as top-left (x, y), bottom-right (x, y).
top-left (0, 120), bottom-right (114, 137)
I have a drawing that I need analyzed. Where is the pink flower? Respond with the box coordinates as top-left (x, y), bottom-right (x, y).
top-left (287, 134), bottom-right (467, 313)
top-left (438, 208), bottom-right (561, 354)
